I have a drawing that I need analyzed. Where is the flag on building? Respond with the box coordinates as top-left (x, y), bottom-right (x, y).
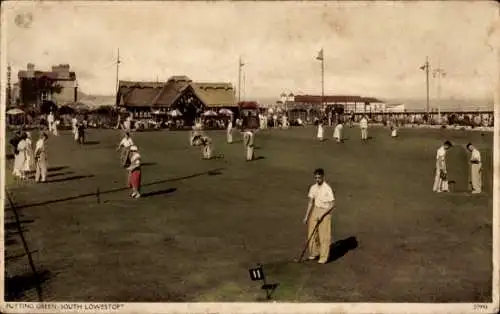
top-left (316, 48), bottom-right (324, 61)
top-left (420, 64), bottom-right (426, 70)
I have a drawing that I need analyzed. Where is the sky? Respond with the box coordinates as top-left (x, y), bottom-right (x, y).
top-left (2, 1), bottom-right (499, 102)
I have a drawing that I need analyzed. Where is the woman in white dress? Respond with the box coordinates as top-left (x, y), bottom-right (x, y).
top-left (227, 120), bottom-right (233, 144)
top-left (316, 121), bottom-right (324, 141)
top-left (333, 122), bottom-right (343, 143)
top-left (24, 132), bottom-right (34, 173)
top-left (14, 133), bottom-right (28, 179)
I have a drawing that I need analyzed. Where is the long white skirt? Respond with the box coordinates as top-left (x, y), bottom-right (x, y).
top-left (333, 126), bottom-right (343, 140)
top-left (317, 127), bottom-right (324, 139)
top-left (14, 153), bottom-right (26, 175)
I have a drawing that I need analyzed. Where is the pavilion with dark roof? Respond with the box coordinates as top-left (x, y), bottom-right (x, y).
top-left (116, 76), bottom-right (236, 125)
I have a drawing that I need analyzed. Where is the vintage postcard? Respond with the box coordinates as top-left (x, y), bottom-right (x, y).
top-left (1, 1), bottom-right (499, 313)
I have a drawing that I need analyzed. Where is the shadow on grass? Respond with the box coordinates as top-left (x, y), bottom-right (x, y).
top-left (5, 219), bottom-right (35, 230)
top-left (5, 249), bottom-right (40, 262)
top-left (142, 162), bottom-right (157, 167)
top-left (84, 140), bottom-right (100, 145)
top-left (48, 175), bottom-right (95, 183)
top-left (141, 188), bottom-right (177, 198)
top-left (207, 170), bottom-right (223, 176)
top-left (7, 168), bottom-right (225, 210)
top-left (47, 166), bottom-right (69, 172)
top-left (4, 270), bottom-right (52, 301)
top-left (249, 156), bottom-right (265, 161)
top-left (28, 171), bottom-right (74, 179)
top-left (328, 236), bottom-right (358, 262)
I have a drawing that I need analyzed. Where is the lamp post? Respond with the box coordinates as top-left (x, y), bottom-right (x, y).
top-left (433, 65), bottom-right (446, 124)
top-left (238, 56), bottom-right (245, 104)
top-left (420, 56), bottom-right (431, 116)
top-left (316, 48), bottom-right (325, 113)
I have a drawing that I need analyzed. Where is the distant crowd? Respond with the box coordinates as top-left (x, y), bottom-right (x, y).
top-left (7, 109), bottom-right (495, 132)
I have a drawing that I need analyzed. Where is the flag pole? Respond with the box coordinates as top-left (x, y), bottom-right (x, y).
top-left (321, 51), bottom-right (325, 111)
top-left (425, 56), bottom-right (430, 116)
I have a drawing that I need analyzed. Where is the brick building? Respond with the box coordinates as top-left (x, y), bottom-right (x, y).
top-left (17, 63), bottom-right (78, 107)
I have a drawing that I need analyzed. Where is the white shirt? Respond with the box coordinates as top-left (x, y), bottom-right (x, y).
top-left (360, 118), bottom-right (368, 129)
top-left (471, 148), bottom-right (481, 164)
top-left (436, 146), bottom-right (446, 161)
top-left (47, 114), bottom-right (54, 123)
top-left (17, 139), bottom-right (26, 152)
top-left (308, 182), bottom-right (335, 209)
top-left (120, 137), bottom-right (134, 148)
top-left (130, 152), bottom-right (141, 170)
top-left (436, 146), bottom-right (447, 170)
top-left (35, 139), bottom-right (45, 151)
top-left (71, 118), bottom-right (77, 127)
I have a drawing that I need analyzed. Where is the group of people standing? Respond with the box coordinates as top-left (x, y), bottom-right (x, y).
top-left (10, 131), bottom-right (49, 183)
top-left (316, 115), bottom-right (369, 143)
top-left (433, 140), bottom-right (483, 194)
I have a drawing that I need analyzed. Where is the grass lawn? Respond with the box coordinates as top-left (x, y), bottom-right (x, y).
top-left (4, 125), bottom-right (494, 302)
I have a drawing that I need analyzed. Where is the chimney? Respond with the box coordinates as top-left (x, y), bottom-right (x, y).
top-left (27, 63), bottom-right (35, 72)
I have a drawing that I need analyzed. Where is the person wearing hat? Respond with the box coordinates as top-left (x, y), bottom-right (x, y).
top-left (127, 145), bottom-right (142, 198)
top-left (243, 128), bottom-right (255, 161)
top-left (200, 135), bottom-right (213, 160)
top-left (77, 122), bottom-right (86, 145)
top-left (23, 132), bottom-right (34, 173)
top-left (433, 140), bottom-right (453, 192)
top-left (13, 133), bottom-right (29, 180)
top-left (466, 143), bottom-right (482, 194)
top-left (117, 132), bottom-right (134, 167)
top-left (71, 115), bottom-right (79, 141)
top-left (316, 121), bottom-right (324, 142)
top-left (360, 115), bottom-right (369, 141)
top-left (34, 132), bottom-right (49, 183)
top-left (227, 119), bottom-right (234, 144)
top-left (333, 120), bottom-right (343, 143)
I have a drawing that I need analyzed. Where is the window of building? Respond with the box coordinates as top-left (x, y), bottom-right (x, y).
top-left (41, 91), bottom-right (49, 101)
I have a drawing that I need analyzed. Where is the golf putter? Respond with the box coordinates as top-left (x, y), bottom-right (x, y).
top-left (294, 218), bottom-right (322, 263)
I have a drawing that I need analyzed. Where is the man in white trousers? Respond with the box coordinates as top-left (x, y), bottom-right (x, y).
top-left (466, 143), bottom-right (482, 194)
top-left (360, 115), bottom-right (368, 141)
top-left (303, 168), bottom-right (335, 264)
top-left (433, 140), bottom-right (452, 193)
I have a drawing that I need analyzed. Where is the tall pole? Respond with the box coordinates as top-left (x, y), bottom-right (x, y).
top-left (7, 63), bottom-right (12, 107)
top-left (420, 56), bottom-right (430, 116)
top-left (316, 48), bottom-right (325, 112)
top-left (243, 72), bottom-right (246, 101)
top-left (115, 48), bottom-right (122, 128)
top-left (321, 56), bottom-right (325, 111)
top-left (238, 56), bottom-right (244, 104)
top-left (425, 56), bottom-right (430, 115)
top-left (115, 48), bottom-right (121, 95)
top-left (433, 63), bottom-right (445, 123)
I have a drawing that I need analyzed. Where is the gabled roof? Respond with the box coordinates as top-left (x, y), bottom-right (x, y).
top-left (193, 83), bottom-right (235, 107)
top-left (117, 77), bottom-right (236, 108)
top-left (151, 77), bottom-right (192, 106)
top-left (117, 80), bottom-right (164, 107)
